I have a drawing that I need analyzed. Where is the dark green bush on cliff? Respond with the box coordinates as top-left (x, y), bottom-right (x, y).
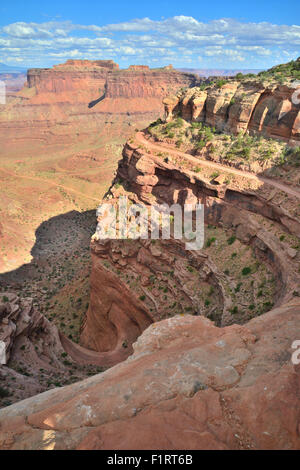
top-left (258, 58), bottom-right (300, 81)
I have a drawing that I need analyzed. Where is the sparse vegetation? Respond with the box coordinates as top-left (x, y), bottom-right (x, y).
top-left (242, 267), bottom-right (252, 276)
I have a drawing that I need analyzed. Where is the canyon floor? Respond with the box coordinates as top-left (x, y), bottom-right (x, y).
top-left (0, 117), bottom-right (140, 273)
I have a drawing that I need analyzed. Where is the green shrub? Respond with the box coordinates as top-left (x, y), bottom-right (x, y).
top-left (227, 235), bottom-right (236, 245)
top-left (242, 267), bottom-right (251, 276)
top-left (0, 387), bottom-right (10, 398)
top-left (234, 282), bottom-right (242, 293)
top-left (206, 237), bottom-right (216, 247)
top-left (216, 79), bottom-right (227, 88)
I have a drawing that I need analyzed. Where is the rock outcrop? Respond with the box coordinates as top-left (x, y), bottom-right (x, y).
top-left (0, 293), bottom-right (65, 406)
top-left (78, 133), bottom-right (300, 362)
top-left (105, 67), bottom-right (195, 100)
top-left (0, 293), bottom-right (65, 366)
top-left (0, 292), bottom-right (106, 408)
top-left (164, 82), bottom-right (300, 144)
top-left (0, 301), bottom-right (299, 450)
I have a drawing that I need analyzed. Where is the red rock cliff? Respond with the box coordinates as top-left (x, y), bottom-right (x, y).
top-left (164, 81), bottom-right (300, 144)
top-left (24, 60), bottom-right (197, 104)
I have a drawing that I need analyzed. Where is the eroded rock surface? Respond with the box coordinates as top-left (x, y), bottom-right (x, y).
top-left (0, 302), bottom-right (299, 450)
top-left (78, 133), bottom-right (300, 363)
top-left (0, 293), bottom-right (104, 407)
top-left (164, 82), bottom-right (300, 144)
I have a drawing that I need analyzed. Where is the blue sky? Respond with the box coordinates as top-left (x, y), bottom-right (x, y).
top-left (0, 0), bottom-right (299, 69)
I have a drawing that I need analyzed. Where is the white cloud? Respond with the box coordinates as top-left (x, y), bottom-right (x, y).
top-left (204, 47), bottom-right (245, 61)
top-left (0, 16), bottom-right (299, 68)
top-left (236, 46), bottom-right (272, 55)
top-left (119, 46), bottom-right (137, 55)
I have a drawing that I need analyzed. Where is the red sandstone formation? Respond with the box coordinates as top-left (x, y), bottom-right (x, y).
top-left (0, 59), bottom-right (197, 156)
top-left (77, 132), bottom-right (300, 361)
top-left (0, 301), bottom-right (299, 450)
top-left (22, 59), bottom-right (196, 105)
top-left (0, 129), bottom-right (299, 448)
top-left (0, 294), bottom-right (68, 405)
top-left (164, 82), bottom-right (300, 145)
top-left (25, 60), bottom-right (119, 102)
top-left (0, 60), bottom-right (300, 450)
top-left (105, 67), bottom-right (193, 101)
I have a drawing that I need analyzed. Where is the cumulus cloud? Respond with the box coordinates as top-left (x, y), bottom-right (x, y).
top-left (0, 16), bottom-right (299, 68)
top-left (2, 21), bottom-right (74, 39)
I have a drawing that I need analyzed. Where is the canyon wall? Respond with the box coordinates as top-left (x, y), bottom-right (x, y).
top-left (16, 59), bottom-right (197, 107)
top-left (25, 60), bottom-right (196, 102)
top-left (0, 59), bottom-right (198, 153)
top-left (105, 67), bottom-right (197, 99)
top-left (164, 81), bottom-right (300, 144)
top-left (78, 130), bottom-right (300, 359)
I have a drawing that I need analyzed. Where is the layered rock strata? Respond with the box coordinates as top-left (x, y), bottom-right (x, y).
top-left (164, 82), bottom-right (300, 144)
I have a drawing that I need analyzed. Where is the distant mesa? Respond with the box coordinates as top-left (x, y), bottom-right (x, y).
top-left (22, 59), bottom-right (198, 107)
top-left (53, 59), bottom-right (120, 71)
top-left (128, 65), bottom-right (150, 71)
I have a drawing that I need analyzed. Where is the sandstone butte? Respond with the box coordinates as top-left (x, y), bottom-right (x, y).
top-left (2, 59), bottom-right (198, 117)
top-left (0, 58), bottom-right (300, 450)
top-left (0, 58), bottom-right (198, 162)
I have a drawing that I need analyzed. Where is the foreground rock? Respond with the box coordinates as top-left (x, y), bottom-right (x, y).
top-left (0, 300), bottom-right (299, 450)
top-left (0, 293), bottom-right (104, 407)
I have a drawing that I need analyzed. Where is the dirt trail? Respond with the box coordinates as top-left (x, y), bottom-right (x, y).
top-left (136, 132), bottom-right (300, 200)
top-left (0, 167), bottom-right (101, 203)
top-left (59, 333), bottom-right (130, 367)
